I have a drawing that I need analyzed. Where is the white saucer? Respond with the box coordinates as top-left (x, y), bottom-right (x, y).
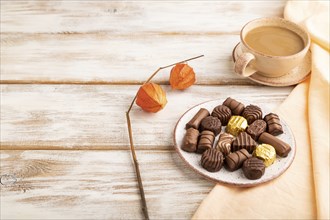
top-left (232, 43), bottom-right (311, 87)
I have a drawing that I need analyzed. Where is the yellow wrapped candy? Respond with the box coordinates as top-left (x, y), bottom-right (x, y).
top-left (253, 144), bottom-right (276, 167)
top-left (226, 116), bottom-right (248, 136)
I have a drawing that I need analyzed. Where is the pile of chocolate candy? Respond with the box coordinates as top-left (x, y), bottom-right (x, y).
top-left (182, 97), bottom-right (291, 180)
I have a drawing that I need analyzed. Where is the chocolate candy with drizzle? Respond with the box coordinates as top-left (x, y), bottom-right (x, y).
top-left (264, 113), bottom-right (283, 136)
top-left (201, 148), bottom-right (224, 172)
top-left (242, 104), bottom-right (263, 124)
top-left (211, 105), bottom-right (232, 125)
top-left (197, 130), bottom-right (215, 154)
top-left (231, 132), bottom-right (257, 153)
top-left (216, 133), bottom-right (234, 156)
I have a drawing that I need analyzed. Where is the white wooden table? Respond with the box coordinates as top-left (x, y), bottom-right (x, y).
top-left (0, 1), bottom-right (293, 219)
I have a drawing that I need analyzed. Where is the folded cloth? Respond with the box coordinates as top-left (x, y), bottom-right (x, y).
top-left (192, 1), bottom-right (329, 219)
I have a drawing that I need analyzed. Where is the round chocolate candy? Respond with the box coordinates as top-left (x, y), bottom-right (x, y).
top-left (226, 116), bottom-right (248, 136)
top-left (200, 116), bottom-right (221, 136)
top-left (242, 105), bottom-right (262, 124)
top-left (242, 157), bottom-right (265, 180)
top-left (253, 144), bottom-right (276, 167)
top-left (201, 148), bottom-right (224, 172)
top-left (211, 105), bottom-right (232, 125)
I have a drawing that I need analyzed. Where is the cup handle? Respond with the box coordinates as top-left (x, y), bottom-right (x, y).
top-left (234, 52), bottom-right (257, 77)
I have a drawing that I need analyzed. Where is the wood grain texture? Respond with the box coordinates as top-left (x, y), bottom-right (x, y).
top-left (0, 1), bottom-right (291, 219)
top-left (1, 1), bottom-right (285, 84)
top-left (0, 150), bottom-right (213, 219)
top-left (1, 33), bottom-right (249, 85)
top-left (1, 84), bottom-right (293, 150)
top-left (1, 1), bottom-right (284, 34)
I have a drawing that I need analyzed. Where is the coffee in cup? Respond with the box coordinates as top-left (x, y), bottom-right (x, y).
top-left (234, 17), bottom-right (310, 78)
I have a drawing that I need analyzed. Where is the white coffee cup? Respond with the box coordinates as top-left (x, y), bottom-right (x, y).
top-left (234, 17), bottom-right (310, 78)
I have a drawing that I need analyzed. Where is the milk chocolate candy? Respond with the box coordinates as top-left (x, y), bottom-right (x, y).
top-left (258, 132), bottom-right (291, 157)
top-left (182, 128), bottom-right (199, 152)
top-left (200, 116), bottom-right (222, 136)
top-left (264, 113), bottom-right (283, 136)
top-left (197, 130), bottom-right (215, 154)
top-left (186, 108), bottom-right (210, 130)
top-left (253, 144), bottom-right (276, 167)
top-left (231, 132), bottom-right (257, 153)
top-left (226, 116), bottom-right (248, 136)
top-left (223, 97), bottom-right (245, 115)
top-left (225, 149), bottom-right (251, 171)
top-left (242, 104), bottom-right (263, 124)
top-left (242, 157), bottom-right (265, 180)
top-left (201, 148), bottom-right (224, 172)
top-left (211, 105), bottom-right (232, 125)
top-left (246, 119), bottom-right (267, 140)
top-left (216, 133), bottom-right (234, 156)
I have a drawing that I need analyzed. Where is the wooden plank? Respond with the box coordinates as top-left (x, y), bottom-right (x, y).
top-left (0, 150), bottom-right (213, 219)
top-left (0, 84), bottom-right (293, 150)
top-left (1, 1), bottom-right (285, 34)
top-left (1, 33), bottom-right (251, 85)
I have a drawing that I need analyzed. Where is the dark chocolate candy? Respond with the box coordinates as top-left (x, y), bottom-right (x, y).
top-left (258, 132), bottom-right (291, 157)
top-left (201, 148), bottom-right (224, 172)
top-left (246, 119), bottom-right (267, 140)
top-left (223, 97), bottom-right (245, 115)
top-left (225, 149), bottom-right (251, 171)
top-left (231, 132), bottom-right (257, 153)
top-left (242, 157), bottom-right (265, 180)
top-left (197, 130), bottom-right (215, 154)
top-left (186, 108), bottom-right (210, 130)
top-left (182, 128), bottom-right (199, 152)
top-left (242, 105), bottom-right (263, 124)
top-left (200, 116), bottom-right (222, 136)
top-left (211, 105), bottom-right (232, 125)
top-left (264, 113), bottom-right (283, 136)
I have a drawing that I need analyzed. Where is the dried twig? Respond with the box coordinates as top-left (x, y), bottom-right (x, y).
top-left (126, 55), bottom-right (204, 220)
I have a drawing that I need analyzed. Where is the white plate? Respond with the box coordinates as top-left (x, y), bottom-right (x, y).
top-left (173, 99), bottom-right (296, 187)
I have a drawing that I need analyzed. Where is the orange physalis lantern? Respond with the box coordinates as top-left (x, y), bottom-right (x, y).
top-left (169, 63), bottom-right (196, 90)
top-left (136, 82), bottom-right (167, 113)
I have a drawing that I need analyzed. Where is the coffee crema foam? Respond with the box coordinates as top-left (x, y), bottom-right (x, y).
top-left (244, 26), bottom-right (304, 56)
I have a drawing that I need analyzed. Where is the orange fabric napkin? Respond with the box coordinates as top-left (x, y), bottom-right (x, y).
top-left (192, 1), bottom-right (329, 219)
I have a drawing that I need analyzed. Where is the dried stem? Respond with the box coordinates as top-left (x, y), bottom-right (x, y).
top-left (126, 55), bottom-right (204, 220)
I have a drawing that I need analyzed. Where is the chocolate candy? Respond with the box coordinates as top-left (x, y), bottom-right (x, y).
top-left (226, 116), bottom-right (248, 136)
top-left (246, 119), bottom-right (267, 140)
top-left (225, 149), bottom-right (251, 171)
top-left (201, 148), bottom-right (224, 172)
top-left (253, 144), bottom-right (276, 167)
top-left (242, 157), bottom-right (265, 180)
top-left (200, 116), bottom-right (221, 136)
top-left (216, 133), bottom-right (234, 156)
top-left (258, 132), bottom-right (291, 157)
top-left (182, 128), bottom-right (199, 152)
top-left (223, 97), bottom-right (245, 115)
top-left (231, 132), bottom-right (257, 153)
top-left (211, 105), bottom-right (232, 125)
top-left (197, 130), bottom-right (215, 154)
top-left (264, 113), bottom-right (283, 136)
top-left (242, 105), bottom-right (263, 124)
top-left (186, 108), bottom-right (210, 130)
